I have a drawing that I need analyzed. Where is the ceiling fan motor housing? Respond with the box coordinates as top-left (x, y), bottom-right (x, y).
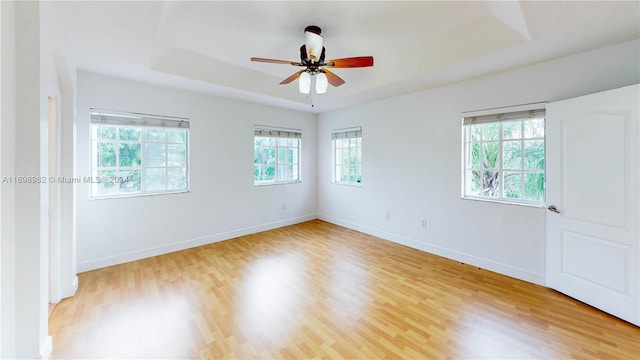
top-left (304, 25), bottom-right (321, 35)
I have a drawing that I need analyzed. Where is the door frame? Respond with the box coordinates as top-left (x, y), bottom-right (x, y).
top-left (47, 86), bottom-right (62, 305)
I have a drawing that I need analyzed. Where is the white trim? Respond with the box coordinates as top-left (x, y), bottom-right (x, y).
top-left (317, 213), bottom-right (545, 286)
top-left (69, 276), bottom-right (78, 296)
top-left (331, 126), bottom-right (361, 134)
top-left (47, 86), bottom-right (62, 305)
top-left (39, 335), bottom-right (52, 360)
top-left (76, 214), bottom-right (316, 273)
top-left (254, 124), bottom-right (302, 133)
top-left (462, 102), bottom-right (548, 118)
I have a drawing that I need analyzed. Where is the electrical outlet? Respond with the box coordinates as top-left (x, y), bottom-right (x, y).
top-left (282, 203), bottom-right (287, 210)
top-left (421, 220), bottom-right (427, 228)
top-left (385, 212), bottom-right (391, 220)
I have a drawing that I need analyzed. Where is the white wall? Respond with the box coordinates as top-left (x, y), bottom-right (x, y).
top-left (317, 40), bottom-right (640, 285)
top-left (2, 2), bottom-right (74, 357)
top-left (9, 2), bottom-right (49, 358)
top-left (0, 1), bottom-right (16, 357)
top-left (76, 72), bottom-right (317, 271)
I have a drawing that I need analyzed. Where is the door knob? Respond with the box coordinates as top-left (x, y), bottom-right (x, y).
top-left (547, 205), bottom-right (560, 214)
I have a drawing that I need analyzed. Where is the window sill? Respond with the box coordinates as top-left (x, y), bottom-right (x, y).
top-left (90, 189), bottom-right (190, 200)
top-left (333, 181), bottom-right (363, 187)
top-left (461, 195), bottom-right (546, 209)
top-left (254, 180), bottom-right (302, 187)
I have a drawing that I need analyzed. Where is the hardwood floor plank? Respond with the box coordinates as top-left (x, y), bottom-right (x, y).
top-left (50, 220), bottom-right (640, 359)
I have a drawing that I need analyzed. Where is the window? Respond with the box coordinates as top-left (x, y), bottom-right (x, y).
top-left (462, 106), bottom-right (545, 205)
top-left (332, 127), bottom-right (362, 185)
top-left (90, 110), bottom-right (189, 198)
top-left (254, 127), bottom-right (301, 185)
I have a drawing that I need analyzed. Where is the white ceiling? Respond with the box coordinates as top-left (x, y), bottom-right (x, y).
top-left (50, 1), bottom-right (640, 113)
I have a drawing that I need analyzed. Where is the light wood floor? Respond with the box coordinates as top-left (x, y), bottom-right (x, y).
top-left (49, 220), bottom-right (640, 359)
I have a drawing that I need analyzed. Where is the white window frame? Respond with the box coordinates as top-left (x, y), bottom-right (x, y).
top-left (253, 126), bottom-right (302, 186)
top-left (332, 127), bottom-right (362, 186)
top-left (90, 109), bottom-right (190, 199)
top-left (462, 103), bottom-right (546, 206)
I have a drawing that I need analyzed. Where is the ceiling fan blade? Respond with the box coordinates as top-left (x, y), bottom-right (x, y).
top-left (324, 56), bottom-right (374, 68)
top-left (251, 57), bottom-right (303, 66)
top-left (321, 69), bottom-right (346, 87)
top-left (280, 70), bottom-right (305, 85)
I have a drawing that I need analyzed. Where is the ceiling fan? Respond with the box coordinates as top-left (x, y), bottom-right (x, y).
top-left (251, 25), bottom-right (374, 94)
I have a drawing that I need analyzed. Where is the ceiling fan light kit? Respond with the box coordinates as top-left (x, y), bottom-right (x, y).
top-left (299, 71), bottom-right (311, 94)
top-left (251, 25), bottom-right (374, 95)
top-left (315, 72), bottom-right (328, 94)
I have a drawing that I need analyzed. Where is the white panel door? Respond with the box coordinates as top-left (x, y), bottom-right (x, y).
top-left (546, 84), bottom-right (639, 326)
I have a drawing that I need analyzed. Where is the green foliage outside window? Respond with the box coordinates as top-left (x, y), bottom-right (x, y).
top-left (465, 117), bottom-right (545, 203)
top-left (254, 135), bottom-right (300, 184)
top-left (91, 125), bottom-right (188, 198)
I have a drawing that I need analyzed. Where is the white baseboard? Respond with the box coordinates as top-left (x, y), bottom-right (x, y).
top-left (317, 214), bottom-right (545, 286)
top-left (40, 336), bottom-right (52, 360)
top-left (77, 214), bottom-right (317, 273)
top-left (59, 275), bottom-right (78, 300)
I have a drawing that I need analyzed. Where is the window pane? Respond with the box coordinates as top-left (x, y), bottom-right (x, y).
top-left (91, 118), bottom-right (190, 198)
top-left (263, 147), bottom-right (276, 165)
top-left (524, 140), bottom-right (545, 170)
top-left (167, 130), bottom-right (187, 143)
top-left (503, 120), bottom-right (522, 139)
top-left (278, 165), bottom-right (288, 180)
top-left (288, 148), bottom-right (297, 164)
top-left (350, 148), bottom-right (358, 163)
top-left (342, 149), bottom-right (351, 166)
top-left (97, 142), bottom-right (116, 167)
top-left (471, 125), bottom-right (481, 141)
top-left (146, 143), bottom-right (166, 167)
top-left (341, 164), bottom-right (349, 178)
top-left (144, 168), bottom-right (166, 192)
top-left (118, 170), bottom-right (141, 193)
top-left (332, 132), bottom-right (361, 184)
top-left (96, 170), bottom-right (117, 196)
top-left (264, 165), bottom-right (276, 181)
top-left (481, 171), bottom-right (500, 197)
top-left (482, 142), bottom-right (499, 169)
top-left (278, 148), bottom-right (287, 164)
top-left (254, 134), bottom-right (300, 185)
top-left (468, 170), bottom-right (482, 195)
top-left (503, 141), bottom-right (522, 170)
top-left (119, 143), bottom-right (141, 167)
top-left (524, 173), bottom-right (545, 201)
top-left (503, 171), bottom-right (522, 199)
top-left (292, 164), bottom-right (299, 180)
top-left (98, 126), bottom-right (116, 140)
top-left (481, 123), bottom-right (499, 141)
top-left (463, 113), bottom-right (544, 205)
top-left (146, 129), bottom-right (167, 142)
top-left (167, 167), bottom-right (187, 191)
top-left (119, 128), bottom-right (141, 141)
top-left (167, 144), bottom-right (186, 166)
top-left (524, 118), bottom-right (544, 138)
top-left (470, 142), bottom-right (480, 169)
